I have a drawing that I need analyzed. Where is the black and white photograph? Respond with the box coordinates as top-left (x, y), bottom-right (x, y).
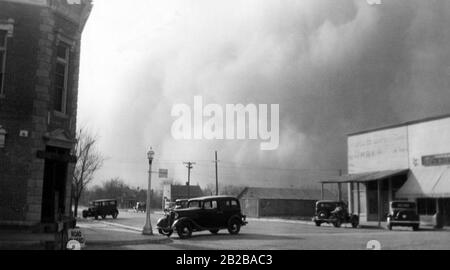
top-left (1, 0), bottom-right (450, 254)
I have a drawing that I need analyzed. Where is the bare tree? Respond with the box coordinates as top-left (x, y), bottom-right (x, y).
top-left (72, 129), bottom-right (104, 217)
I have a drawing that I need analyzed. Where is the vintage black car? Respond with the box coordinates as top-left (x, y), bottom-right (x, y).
top-left (82, 199), bottom-right (119, 220)
top-left (312, 200), bottom-right (359, 228)
top-left (174, 199), bottom-right (188, 209)
top-left (387, 201), bottom-right (420, 231)
top-left (156, 195), bottom-right (248, 239)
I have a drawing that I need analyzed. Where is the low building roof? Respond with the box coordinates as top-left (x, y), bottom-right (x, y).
top-left (237, 187), bottom-right (333, 201)
top-left (348, 113), bottom-right (450, 137)
top-left (320, 169), bottom-right (409, 184)
top-left (189, 195), bottom-right (238, 201)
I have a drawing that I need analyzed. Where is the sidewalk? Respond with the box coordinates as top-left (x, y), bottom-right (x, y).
top-left (0, 231), bottom-right (55, 250)
top-left (78, 220), bottom-right (172, 248)
top-left (0, 220), bottom-right (171, 250)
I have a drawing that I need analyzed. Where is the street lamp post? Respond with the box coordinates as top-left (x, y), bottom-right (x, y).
top-left (142, 147), bottom-right (155, 235)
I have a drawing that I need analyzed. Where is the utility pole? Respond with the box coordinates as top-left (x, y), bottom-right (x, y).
top-left (215, 151), bottom-right (219, 196)
top-left (183, 162), bottom-right (195, 199)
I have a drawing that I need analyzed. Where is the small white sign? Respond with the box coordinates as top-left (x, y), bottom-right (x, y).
top-left (366, 240), bottom-right (381, 250)
top-left (66, 240), bottom-right (81, 250)
top-left (67, 229), bottom-right (86, 249)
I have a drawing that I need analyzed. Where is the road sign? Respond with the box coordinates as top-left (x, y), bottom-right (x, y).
top-left (66, 240), bottom-right (81, 250)
top-left (159, 169), bottom-right (168, 178)
top-left (67, 228), bottom-right (86, 249)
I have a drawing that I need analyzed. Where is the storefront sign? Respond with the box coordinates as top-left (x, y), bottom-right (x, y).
top-left (348, 127), bottom-right (408, 173)
top-left (422, 153), bottom-right (450, 167)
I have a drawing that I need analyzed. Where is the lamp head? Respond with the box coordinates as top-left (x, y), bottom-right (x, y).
top-left (147, 147), bottom-right (155, 161)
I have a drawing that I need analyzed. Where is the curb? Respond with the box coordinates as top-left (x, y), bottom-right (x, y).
top-left (86, 236), bottom-right (172, 247)
top-left (247, 217), bottom-right (314, 226)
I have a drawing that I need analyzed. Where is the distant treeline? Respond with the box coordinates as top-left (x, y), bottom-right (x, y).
top-left (80, 178), bottom-right (250, 210)
top-left (80, 178), bottom-right (163, 209)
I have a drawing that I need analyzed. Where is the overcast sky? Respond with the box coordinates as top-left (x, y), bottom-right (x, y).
top-left (77, 0), bottom-right (450, 190)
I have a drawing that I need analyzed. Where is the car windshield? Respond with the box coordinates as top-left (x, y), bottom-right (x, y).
top-left (176, 200), bottom-right (187, 207)
top-left (188, 200), bottom-right (202, 208)
top-left (317, 202), bottom-right (337, 209)
top-left (392, 202), bottom-right (415, 209)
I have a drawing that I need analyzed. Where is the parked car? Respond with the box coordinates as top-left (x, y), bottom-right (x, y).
top-left (156, 195), bottom-right (248, 239)
top-left (82, 199), bottom-right (119, 220)
top-left (387, 201), bottom-right (420, 231)
top-left (312, 200), bottom-right (359, 228)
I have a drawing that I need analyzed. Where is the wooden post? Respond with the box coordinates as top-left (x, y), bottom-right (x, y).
top-left (378, 180), bottom-right (382, 227)
top-left (215, 151), bottom-right (219, 196)
top-left (357, 182), bottom-right (361, 216)
top-left (388, 177), bottom-right (393, 202)
top-left (321, 183), bottom-right (324, 200)
top-left (348, 182), bottom-right (354, 213)
top-left (436, 198), bottom-right (442, 229)
top-left (338, 183), bottom-right (342, 201)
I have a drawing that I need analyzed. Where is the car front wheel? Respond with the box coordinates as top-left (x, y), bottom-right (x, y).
top-left (228, 219), bottom-right (241, 235)
top-left (177, 223), bottom-right (192, 239)
top-left (112, 211), bottom-right (119, 219)
top-left (159, 229), bottom-right (173, 237)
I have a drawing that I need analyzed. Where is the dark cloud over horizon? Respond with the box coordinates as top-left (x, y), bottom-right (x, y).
top-left (78, 0), bottom-right (450, 189)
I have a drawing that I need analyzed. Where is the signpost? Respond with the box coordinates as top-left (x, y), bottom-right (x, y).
top-left (67, 228), bottom-right (86, 250)
top-left (159, 169), bottom-right (168, 178)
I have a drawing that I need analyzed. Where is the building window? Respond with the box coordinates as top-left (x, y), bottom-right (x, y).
top-left (0, 29), bottom-right (8, 97)
top-left (54, 41), bottom-right (70, 113)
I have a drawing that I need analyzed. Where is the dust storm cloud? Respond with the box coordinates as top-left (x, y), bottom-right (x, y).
top-left (77, 0), bottom-right (450, 189)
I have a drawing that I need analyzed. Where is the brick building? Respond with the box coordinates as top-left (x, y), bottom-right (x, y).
top-left (0, 0), bottom-right (92, 229)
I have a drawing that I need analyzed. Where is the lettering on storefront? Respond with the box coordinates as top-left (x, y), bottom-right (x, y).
top-left (422, 153), bottom-right (450, 167)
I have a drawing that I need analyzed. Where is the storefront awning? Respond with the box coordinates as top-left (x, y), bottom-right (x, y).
top-left (320, 169), bottom-right (409, 184)
top-left (396, 166), bottom-right (450, 198)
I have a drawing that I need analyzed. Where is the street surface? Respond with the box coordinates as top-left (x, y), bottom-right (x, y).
top-left (79, 210), bottom-right (450, 250)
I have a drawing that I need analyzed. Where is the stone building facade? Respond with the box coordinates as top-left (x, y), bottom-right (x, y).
top-left (0, 0), bottom-right (92, 228)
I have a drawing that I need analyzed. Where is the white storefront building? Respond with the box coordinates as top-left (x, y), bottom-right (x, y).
top-left (322, 114), bottom-right (450, 227)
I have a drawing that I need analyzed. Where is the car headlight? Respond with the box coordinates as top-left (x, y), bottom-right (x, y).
top-left (174, 212), bottom-right (179, 219)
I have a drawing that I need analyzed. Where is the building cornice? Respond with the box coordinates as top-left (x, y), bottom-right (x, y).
top-left (0, 0), bottom-right (92, 30)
